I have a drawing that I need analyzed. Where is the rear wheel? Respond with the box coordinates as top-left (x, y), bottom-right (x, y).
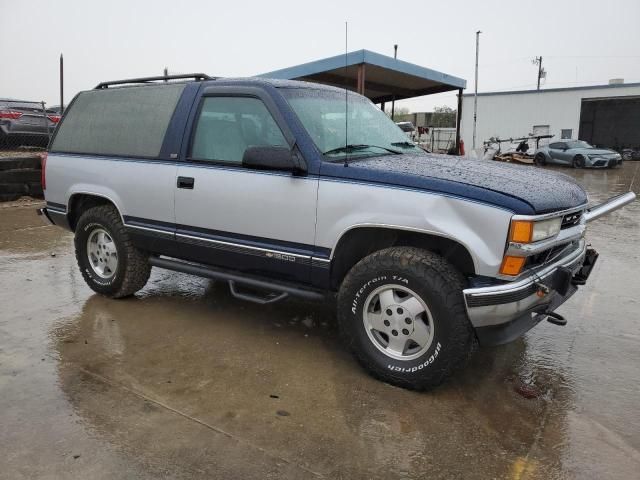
top-left (74, 205), bottom-right (151, 298)
top-left (534, 153), bottom-right (546, 166)
top-left (337, 247), bottom-right (476, 390)
top-left (572, 155), bottom-right (585, 168)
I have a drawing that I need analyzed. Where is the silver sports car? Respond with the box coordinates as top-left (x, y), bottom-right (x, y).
top-left (534, 140), bottom-right (622, 168)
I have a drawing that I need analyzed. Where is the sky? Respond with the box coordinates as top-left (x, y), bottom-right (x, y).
top-left (1, 0), bottom-right (639, 112)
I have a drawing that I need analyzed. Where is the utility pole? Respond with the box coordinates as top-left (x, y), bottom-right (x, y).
top-left (534, 56), bottom-right (544, 90)
top-left (391, 44), bottom-right (398, 119)
top-left (59, 54), bottom-right (64, 114)
top-left (472, 31), bottom-right (481, 149)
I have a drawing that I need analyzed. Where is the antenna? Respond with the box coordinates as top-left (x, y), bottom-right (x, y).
top-left (344, 21), bottom-right (349, 168)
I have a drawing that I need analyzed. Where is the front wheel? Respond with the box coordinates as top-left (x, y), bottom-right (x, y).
top-left (74, 205), bottom-right (151, 298)
top-left (337, 247), bottom-right (476, 390)
top-left (572, 155), bottom-right (585, 168)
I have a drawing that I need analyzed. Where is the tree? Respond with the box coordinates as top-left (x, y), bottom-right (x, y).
top-left (385, 106), bottom-right (410, 120)
top-left (433, 105), bottom-right (455, 114)
top-left (430, 105), bottom-right (457, 128)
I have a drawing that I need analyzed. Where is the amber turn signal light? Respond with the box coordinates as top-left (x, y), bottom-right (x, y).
top-left (500, 256), bottom-right (526, 276)
top-left (510, 220), bottom-right (533, 243)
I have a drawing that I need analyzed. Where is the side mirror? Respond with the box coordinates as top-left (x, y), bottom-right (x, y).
top-left (242, 146), bottom-right (304, 172)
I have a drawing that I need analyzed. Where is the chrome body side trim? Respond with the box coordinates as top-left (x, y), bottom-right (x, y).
top-left (125, 222), bottom-right (330, 266)
top-left (174, 232), bottom-right (311, 260)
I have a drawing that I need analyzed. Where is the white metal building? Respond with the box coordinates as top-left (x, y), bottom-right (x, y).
top-left (460, 82), bottom-right (640, 152)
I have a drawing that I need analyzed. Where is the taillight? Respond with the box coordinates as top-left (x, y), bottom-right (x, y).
top-left (47, 114), bottom-right (61, 123)
top-left (0, 110), bottom-right (23, 120)
top-left (41, 153), bottom-right (47, 190)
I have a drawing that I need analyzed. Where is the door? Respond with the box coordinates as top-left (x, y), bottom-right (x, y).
top-left (548, 142), bottom-right (570, 164)
top-left (579, 96), bottom-right (640, 149)
top-left (174, 91), bottom-right (318, 284)
top-left (532, 124), bottom-right (550, 146)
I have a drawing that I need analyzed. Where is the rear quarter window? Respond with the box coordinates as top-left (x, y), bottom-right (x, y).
top-left (50, 84), bottom-right (185, 157)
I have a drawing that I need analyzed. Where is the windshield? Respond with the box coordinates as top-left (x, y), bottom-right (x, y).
top-left (281, 88), bottom-right (423, 159)
top-left (566, 140), bottom-right (592, 149)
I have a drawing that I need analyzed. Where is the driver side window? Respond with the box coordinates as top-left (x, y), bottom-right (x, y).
top-left (190, 97), bottom-right (288, 164)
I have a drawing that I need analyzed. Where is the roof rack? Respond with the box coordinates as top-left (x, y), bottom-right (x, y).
top-left (95, 73), bottom-right (214, 89)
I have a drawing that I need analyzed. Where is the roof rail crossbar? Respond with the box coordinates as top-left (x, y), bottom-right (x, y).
top-left (95, 73), bottom-right (214, 89)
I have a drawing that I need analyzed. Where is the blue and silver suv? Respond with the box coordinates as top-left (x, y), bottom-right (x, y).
top-left (39, 74), bottom-right (635, 390)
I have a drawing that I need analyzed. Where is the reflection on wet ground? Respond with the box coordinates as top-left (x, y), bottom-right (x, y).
top-left (1, 163), bottom-right (639, 479)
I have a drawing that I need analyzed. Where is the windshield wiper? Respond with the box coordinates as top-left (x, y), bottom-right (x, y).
top-left (390, 141), bottom-right (417, 148)
top-left (323, 144), bottom-right (401, 156)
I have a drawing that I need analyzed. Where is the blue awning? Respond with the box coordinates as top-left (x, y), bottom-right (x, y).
top-left (259, 49), bottom-right (466, 103)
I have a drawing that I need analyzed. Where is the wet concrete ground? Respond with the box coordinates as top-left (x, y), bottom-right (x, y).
top-left (1, 163), bottom-right (639, 479)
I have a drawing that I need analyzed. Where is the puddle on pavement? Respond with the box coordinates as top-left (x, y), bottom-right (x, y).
top-left (1, 163), bottom-right (639, 478)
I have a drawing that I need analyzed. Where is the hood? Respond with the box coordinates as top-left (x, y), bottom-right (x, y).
top-left (330, 153), bottom-right (588, 215)
top-left (576, 148), bottom-right (618, 156)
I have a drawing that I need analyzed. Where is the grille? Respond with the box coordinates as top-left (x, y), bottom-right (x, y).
top-left (561, 211), bottom-right (583, 229)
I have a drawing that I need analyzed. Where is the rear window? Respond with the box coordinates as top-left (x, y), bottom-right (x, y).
top-left (50, 84), bottom-right (185, 157)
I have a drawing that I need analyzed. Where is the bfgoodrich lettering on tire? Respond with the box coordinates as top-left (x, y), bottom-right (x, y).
top-left (74, 205), bottom-right (151, 298)
top-left (337, 247), bottom-right (477, 390)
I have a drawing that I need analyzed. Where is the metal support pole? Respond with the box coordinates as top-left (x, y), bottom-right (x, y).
top-left (59, 54), bottom-right (64, 114)
top-left (390, 44), bottom-right (398, 119)
top-left (41, 101), bottom-right (51, 141)
top-left (356, 63), bottom-right (366, 94)
top-left (456, 88), bottom-right (463, 155)
top-left (537, 56), bottom-right (543, 90)
top-left (472, 30), bottom-right (481, 149)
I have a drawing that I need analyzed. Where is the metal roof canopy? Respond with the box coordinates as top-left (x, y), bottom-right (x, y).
top-left (260, 49), bottom-right (467, 104)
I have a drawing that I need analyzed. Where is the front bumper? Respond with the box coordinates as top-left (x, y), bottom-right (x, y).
top-left (464, 240), bottom-right (590, 346)
top-left (464, 191), bottom-right (636, 346)
top-left (587, 157), bottom-right (622, 168)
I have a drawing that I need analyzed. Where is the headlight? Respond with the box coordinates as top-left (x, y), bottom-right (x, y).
top-left (509, 217), bottom-right (562, 243)
top-left (500, 217), bottom-right (563, 276)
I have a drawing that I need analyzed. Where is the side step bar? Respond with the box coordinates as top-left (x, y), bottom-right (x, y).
top-left (148, 256), bottom-right (325, 303)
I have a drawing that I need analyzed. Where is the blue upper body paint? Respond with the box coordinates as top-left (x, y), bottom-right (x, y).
top-left (55, 78), bottom-right (589, 217)
top-left (204, 78), bottom-right (586, 215)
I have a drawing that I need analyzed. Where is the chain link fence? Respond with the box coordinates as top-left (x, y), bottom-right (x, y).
top-left (415, 127), bottom-right (457, 154)
top-left (0, 99), bottom-right (53, 201)
top-left (0, 99), bottom-right (59, 152)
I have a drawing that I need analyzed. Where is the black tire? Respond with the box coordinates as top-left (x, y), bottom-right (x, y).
top-left (0, 168), bottom-right (41, 183)
top-left (572, 155), bottom-right (585, 168)
top-left (0, 156), bottom-right (42, 171)
top-left (0, 193), bottom-right (21, 202)
top-left (0, 183), bottom-right (29, 194)
top-left (534, 153), bottom-right (546, 166)
top-left (337, 247), bottom-right (476, 390)
top-left (74, 205), bottom-right (150, 298)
